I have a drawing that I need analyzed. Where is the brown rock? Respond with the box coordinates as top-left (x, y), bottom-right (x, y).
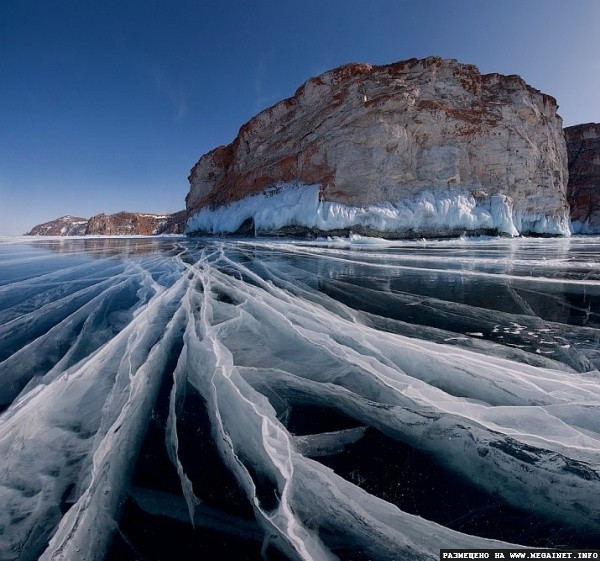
top-left (565, 123), bottom-right (600, 233)
top-left (85, 212), bottom-right (185, 236)
top-left (158, 210), bottom-right (188, 234)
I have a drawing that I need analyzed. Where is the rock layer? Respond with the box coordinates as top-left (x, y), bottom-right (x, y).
top-left (187, 57), bottom-right (570, 237)
top-left (26, 211), bottom-right (186, 236)
top-left (565, 123), bottom-right (600, 234)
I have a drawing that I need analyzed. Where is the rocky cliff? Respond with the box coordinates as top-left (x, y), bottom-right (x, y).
top-left (565, 123), bottom-right (600, 234)
top-left (26, 211), bottom-right (186, 236)
top-left (84, 211), bottom-right (186, 236)
top-left (187, 57), bottom-right (570, 238)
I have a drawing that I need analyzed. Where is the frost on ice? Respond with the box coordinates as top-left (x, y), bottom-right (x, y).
top-left (0, 235), bottom-right (599, 561)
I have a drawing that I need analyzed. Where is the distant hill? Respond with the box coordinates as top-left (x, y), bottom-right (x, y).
top-left (26, 215), bottom-right (89, 236)
top-left (25, 210), bottom-right (187, 236)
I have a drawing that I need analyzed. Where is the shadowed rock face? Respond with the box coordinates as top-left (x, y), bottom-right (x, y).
top-left (187, 56), bottom-right (569, 237)
top-left (26, 211), bottom-right (187, 236)
top-left (565, 123), bottom-right (600, 234)
top-left (159, 210), bottom-right (188, 235)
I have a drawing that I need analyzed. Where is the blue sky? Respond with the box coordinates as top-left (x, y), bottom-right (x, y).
top-left (1, 0), bottom-right (599, 235)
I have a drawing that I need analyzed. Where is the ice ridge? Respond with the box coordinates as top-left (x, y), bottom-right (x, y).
top-left (0, 238), bottom-right (599, 560)
top-left (186, 183), bottom-right (570, 237)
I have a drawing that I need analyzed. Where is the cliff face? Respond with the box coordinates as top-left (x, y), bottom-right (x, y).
top-left (187, 57), bottom-right (570, 237)
top-left (26, 211), bottom-right (186, 236)
top-left (84, 211), bottom-right (186, 236)
top-left (565, 123), bottom-right (600, 234)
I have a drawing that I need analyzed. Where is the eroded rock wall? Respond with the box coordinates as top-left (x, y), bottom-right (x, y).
top-left (187, 57), bottom-right (569, 237)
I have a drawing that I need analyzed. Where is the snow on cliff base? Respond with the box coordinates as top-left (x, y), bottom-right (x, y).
top-left (186, 183), bottom-right (571, 238)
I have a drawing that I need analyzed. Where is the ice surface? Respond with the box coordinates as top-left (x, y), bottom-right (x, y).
top-left (186, 183), bottom-right (571, 237)
top-left (0, 236), bottom-right (599, 560)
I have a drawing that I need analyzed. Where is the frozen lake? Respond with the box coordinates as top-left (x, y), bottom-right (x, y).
top-left (0, 235), bottom-right (599, 560)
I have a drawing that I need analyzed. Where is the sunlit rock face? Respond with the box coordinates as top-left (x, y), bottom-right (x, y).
top-left (565, 123), bottom-right (600, 234)
top-left (187, 57), bottom-right (570, 237)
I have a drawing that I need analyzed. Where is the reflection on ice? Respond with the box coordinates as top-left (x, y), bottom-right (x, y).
top-left (0, 235), bottom-right (599, 560)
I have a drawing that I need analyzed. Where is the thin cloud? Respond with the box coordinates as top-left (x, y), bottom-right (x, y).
top-left (252, 56), bottom-right (282, 112)
top-left (150, 66), bottom-right (188, 121)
